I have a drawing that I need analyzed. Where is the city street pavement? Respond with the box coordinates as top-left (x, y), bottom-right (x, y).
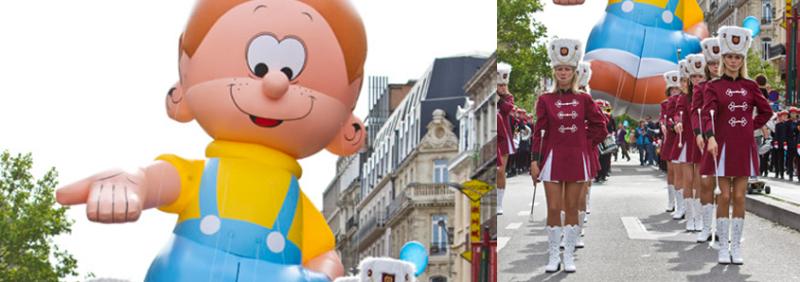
top-left (498, 153), bottom-right (800, 282)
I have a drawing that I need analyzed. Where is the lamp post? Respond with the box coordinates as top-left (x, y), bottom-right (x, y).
top-left (786, 0), bottom-right (798, 105)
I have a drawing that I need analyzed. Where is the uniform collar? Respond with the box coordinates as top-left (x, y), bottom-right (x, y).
top-left (205, 140), bottom-right (303, 178)
top-left (556, 88), bottom-right (572, 94)
top-left (720, 74), bottom-right (742, 81)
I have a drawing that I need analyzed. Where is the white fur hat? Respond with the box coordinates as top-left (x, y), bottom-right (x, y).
top-left (678, 59), bottom-right (690, 79)
top-left (548, 38), bottom-right (583, 68)
top-left (717, 26), bottom-right (752, 57)
top-left (686, 54), bottom-right (706, 76)
top-left (358, 257), bottom-right (417, 282)
top-left (577, 61), bottom-right (592, 88)
top-left (664, 70), bottom-right (680, 89)
top-left (701, 38), bottom-right (722, 63)
top-left (497, 62), bottom-right (512, 85)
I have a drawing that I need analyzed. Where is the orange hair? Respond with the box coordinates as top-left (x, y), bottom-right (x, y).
top-left (181, 0), bottom-right (367, 83)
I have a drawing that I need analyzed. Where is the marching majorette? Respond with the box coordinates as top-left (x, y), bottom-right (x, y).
top-left (671, 59), bottom-right (696, 227)
top-left (679, 54), bottom-right (706, 233)
top-left (701, 26), bottom-right (773, 265)
top-left (531, 38), bottom-right (608, 273)
top-left (662, 70), bottom-right (682, 219)
top-left (497, 61), bottom-right (515, 215)
top-left (576, 61), bottom-right (600, 249)
top-left (694, 37), bottom-right (722, 242)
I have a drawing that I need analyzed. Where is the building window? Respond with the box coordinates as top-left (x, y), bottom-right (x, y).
top-left (762, 1), bottom-right (772, 24)
top-left (433, 159), bottom-right (448, 183)
top-left (762, 39), bottom-right (771, 61)
top-left (431, 214), bottom-right (448, 256)
top-left (430, 276), bottom-right (447, 282)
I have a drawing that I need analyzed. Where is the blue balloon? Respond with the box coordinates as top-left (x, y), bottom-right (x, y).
top-left (399, 241), bottom-right (428, 276)
top-left (742, 16), bottom-right (761, 37)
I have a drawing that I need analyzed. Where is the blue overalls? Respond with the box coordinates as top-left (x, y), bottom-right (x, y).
top-left (145, 158), bottom-right (329, 282)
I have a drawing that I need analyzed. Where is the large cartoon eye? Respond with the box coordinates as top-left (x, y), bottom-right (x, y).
top-left (246, 35), bottom-right (307, 80)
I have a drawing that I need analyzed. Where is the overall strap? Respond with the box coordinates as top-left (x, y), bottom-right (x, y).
top-left (273, 176), bottom-right (300, 237)
top-left (198, 158), bottom-right (220, 217)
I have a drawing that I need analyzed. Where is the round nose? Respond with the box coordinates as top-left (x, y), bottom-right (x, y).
top-left (262, 71), bottom-right (290, 99)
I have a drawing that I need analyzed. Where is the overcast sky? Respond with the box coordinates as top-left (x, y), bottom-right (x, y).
top-left (0, 0), bottom-right (495, 280)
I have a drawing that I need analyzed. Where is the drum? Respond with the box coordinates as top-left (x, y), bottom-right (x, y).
top-left (598, 135), bottom-right (618, 155)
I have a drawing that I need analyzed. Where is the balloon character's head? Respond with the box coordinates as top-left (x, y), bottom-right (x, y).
top-left (166, 0), bottom-right (367, 158)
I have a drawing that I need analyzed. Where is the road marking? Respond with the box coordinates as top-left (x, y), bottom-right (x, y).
top-left (527, 202), bottom-right (540, 207)
top-left (636, 168), bottom-right (651, 172)
top-left (498, 237), bottom-right (511, 251)
top-left (506, 222), bottom-right (523, 230)
top-left (517, 211), bottom-right (529, 216)
top-left (612, 168), bottom-right (622, 172)
top-left (620, 217), bottom-right (695, 242)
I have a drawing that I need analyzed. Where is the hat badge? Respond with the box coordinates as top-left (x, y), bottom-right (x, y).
top-left (732, 35), bottom-right (740, 45)
top-left (503, 73), bottom-right (508, 79)
top-left (712, 46), bottom-right (720, 54)
top-left (695, 62), bottom-right (702, 68)
top-left (672, 77), bottom-right (677, 82)
top-left (560, 47), bottom-right (569, 56)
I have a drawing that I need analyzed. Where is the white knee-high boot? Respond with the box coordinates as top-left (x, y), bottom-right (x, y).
top-left (563, 225), bottom-right (578, 273)
top-left (686, 199), bottom-right (693, 230)
top-left (693, 199), bottom-right (703, 231)
top-left (667, 185), bottom-right (676, 212)
top-left (731, 218), bottom-right (744, 265)
top-left (497, 189), bottom-right (505, 215)
top-left (696, 203), bottom-right (714, 242)
top-left (673, 189), bottom-right (685, 220)
top-left (545, 226), bottom-right (562, 273)
top-left (577, 211), bottom-right (585, 248)
top-left (717, 218), bottom-right (731, 264)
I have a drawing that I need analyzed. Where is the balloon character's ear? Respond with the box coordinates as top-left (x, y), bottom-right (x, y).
top-left (326, 115), bottom-right (366, 156)
top-left (165, 82), bottom-right (194, 123)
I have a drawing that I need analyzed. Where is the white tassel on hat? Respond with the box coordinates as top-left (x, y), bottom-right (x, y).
top-left (701, 38), bottom-right (722, 63)
top-left (548, 38), bottom-right (583, 68)
top-left (717, 26), bottom-right (753, 57)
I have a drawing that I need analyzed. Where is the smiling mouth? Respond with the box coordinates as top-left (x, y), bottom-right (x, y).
top-left (249, 115), bottom-right (283, 128)
top-left (229, 84), bottom-right (315, 128)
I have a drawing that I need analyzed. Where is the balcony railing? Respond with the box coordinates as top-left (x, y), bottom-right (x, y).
top-left (385, 183), bottom-right (455, 223)
top-left (346, 216), bottom-right (358, 232)
top-left (406, 183), bottom-right (455, 201)
top-left (355, 215), bottom-right (385, 248)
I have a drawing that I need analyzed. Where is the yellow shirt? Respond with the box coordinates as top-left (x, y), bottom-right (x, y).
top-left (156, 140), bottom-right (334, 263)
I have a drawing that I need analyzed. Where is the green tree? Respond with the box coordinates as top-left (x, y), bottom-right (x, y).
top-left (747, 47), bottom-right (784, 93)
top-left (0, 150), bottom-right (78, 281)
top-left (497, 0), bottom-right (551, 112)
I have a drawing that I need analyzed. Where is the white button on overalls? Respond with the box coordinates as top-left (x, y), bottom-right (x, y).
top-left (267, 231), bottom-right (286, 253)
top-left (200, 215), bottom-right (221, 235)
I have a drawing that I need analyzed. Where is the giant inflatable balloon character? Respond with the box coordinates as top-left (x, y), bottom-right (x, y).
top-left (553, 0), bottom-right (709, 119)
top-left (55, 0), bottom-right (367, 281)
